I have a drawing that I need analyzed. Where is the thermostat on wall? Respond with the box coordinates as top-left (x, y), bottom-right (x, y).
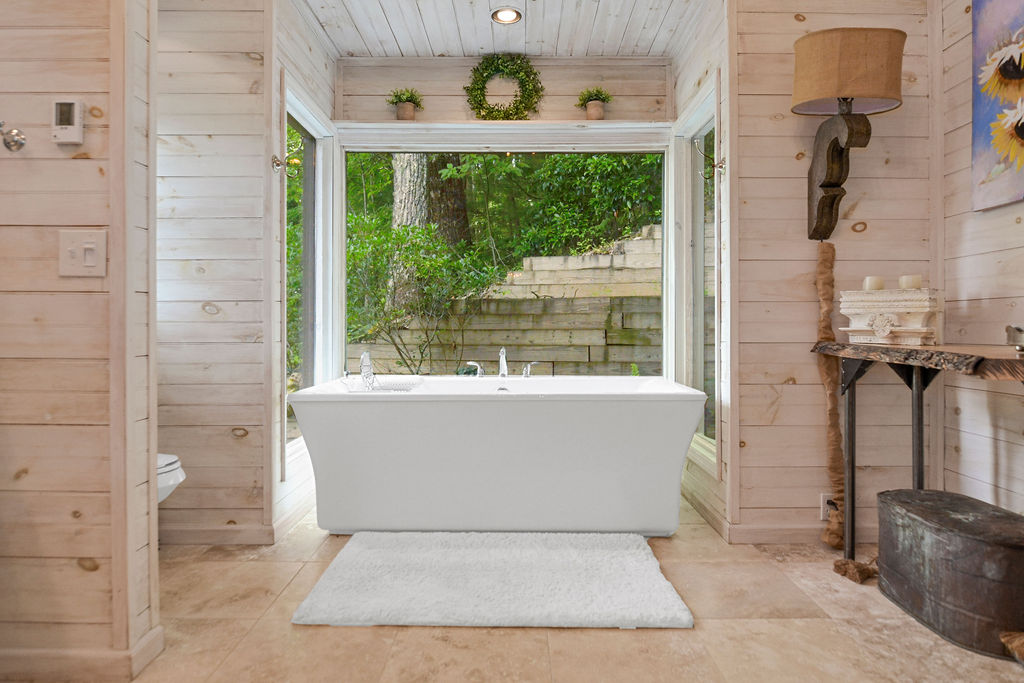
top-left (52, 101), bottom-right (84, 144)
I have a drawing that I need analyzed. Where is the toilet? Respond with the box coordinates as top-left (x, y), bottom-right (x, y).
top-left (157, 453), bottom-right (186, 503)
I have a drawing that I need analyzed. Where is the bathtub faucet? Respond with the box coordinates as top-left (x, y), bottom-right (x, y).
top-left (522, 361), bottom-right (540, 378)
top-left (359, 351), bottom-right (376, 390)
top-left (498, 347), bottom-right (508, 378)
top-left (466, 361), bottom-right (484, 377)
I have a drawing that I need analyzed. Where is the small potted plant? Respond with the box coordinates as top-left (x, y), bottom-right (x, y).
top-left (386, 88), bottom-right (424, 121)
top-left (576, 87), bottom-right (612, 120)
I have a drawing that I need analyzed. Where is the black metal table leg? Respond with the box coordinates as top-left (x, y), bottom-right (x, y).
top-left (839, 358), bottom-right (872, 562)
top-left (912, 366), bottom-right (924, 490)
top-left (844, 378), bottom-right (856, 560)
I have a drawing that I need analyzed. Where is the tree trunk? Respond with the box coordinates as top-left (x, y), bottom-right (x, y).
top-left (427, 153), bottom-right (471, 246)
top-left (391, 153), bottom-right (428, 230)
top-left (388, 153), bottom-right (428, 313)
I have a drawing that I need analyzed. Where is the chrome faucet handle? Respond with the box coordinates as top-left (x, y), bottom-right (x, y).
top-left (522, 361), bottom-right (540, 378)
top-left (1, 122), bottom-right (27, 152)
top-left (359, 351), bottom-right (376, 390)
top-left (498, 347), bottom-right (508, 378)
top-left (466, 361), bottom-right (484, 377)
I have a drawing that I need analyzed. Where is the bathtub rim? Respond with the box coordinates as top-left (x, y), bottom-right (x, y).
top-left (288, 375), bottom-right (708, 403)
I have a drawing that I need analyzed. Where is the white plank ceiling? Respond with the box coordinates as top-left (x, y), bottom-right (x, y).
top-left (303, 0), bottom-right (700, 58)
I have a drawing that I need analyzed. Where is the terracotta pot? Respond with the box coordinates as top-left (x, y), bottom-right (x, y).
top-left (396, 102), bottom-right (416, 121)
top-left (585, 100), bottom-right (605, 120)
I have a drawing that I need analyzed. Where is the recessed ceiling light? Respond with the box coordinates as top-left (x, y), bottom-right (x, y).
top-left (491, 8), bottom-right (522, 24)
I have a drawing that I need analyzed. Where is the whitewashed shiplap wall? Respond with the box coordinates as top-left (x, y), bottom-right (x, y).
top-left (727, 0), bottom-right (934, 543)
top-left (305, 0), bottom-right (697, 59)
top-left (941, 1), bottom-right (1024, 513)
top-left (156, 0), bottom-right (274, 544)
top-left (0, 0), bottom-right (162, 678)
top-left (335, 57), bottom-right (672, 121)
top-left (156, 0), bottom-right (330, 543)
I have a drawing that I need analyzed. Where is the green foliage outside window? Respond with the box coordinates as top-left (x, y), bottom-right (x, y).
top-left (285, 126), bottom-right (305, 384)
top-left (339, 151), bottom-right (664, 373)
top-left (437, 152), bottom-right (663, 263)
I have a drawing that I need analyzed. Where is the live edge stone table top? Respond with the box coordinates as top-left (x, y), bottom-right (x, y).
top-left (811, 341), bottom-right (1024, 381)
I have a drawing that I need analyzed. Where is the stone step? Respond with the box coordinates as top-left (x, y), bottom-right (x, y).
top-left (392, 328), bottom-right (607, 347)
top-left (451, 296), bottom-right (661, 316)
top-left (522, 251), bottom-right (662, 271)
top-left (349, 341), bottom-right (591, 362)
top-left (506, 267), bottom-right (662, 287)
top-left (639, 224), bottom-right (663, 239)
top-left (407, 311), bottom-right (617, 331)
top-left (485, 281), bottom-right (662, 299)
top-left (619, 238), bottom-right (662, 254)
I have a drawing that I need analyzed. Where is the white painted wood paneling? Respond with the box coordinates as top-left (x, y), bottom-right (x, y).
top-left (727, 0), bottom-right (934, 543)
top-left (156, 0), bottom-right (274, 545)
top-left (303, 0), bottom-right (700, 58)
top-left (0, 0), bottom-right (162, 673)
top-left (940, 1), bottom-right (1024, 514)
top-left (336, 57), bottom-right (671, 122)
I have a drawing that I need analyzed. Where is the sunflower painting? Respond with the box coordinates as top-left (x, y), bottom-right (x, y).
top-left (973, 0), bottom-right (1024, 210)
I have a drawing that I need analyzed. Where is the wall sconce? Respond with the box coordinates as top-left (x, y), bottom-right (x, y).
top-left (792, 28), bottom-right (907, 240)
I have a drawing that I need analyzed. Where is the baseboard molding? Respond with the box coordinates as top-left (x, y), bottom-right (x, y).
top-left (158, 523), bottom-right (275, 545)
top-left (131, 625), bottom-right (165, 678)
top-left (0, 625), bottom-right (164, 682)
top-left (726, 523), bottom-right (880, 545)
top-left (682, 487), bottom-right (729, 540)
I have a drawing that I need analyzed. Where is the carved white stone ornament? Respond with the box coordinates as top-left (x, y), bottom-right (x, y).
top-left (838, 288), bottom-right (939, 345)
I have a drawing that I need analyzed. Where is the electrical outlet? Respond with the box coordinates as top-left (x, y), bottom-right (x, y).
top-left (820, 493), bottom-right (835, 521)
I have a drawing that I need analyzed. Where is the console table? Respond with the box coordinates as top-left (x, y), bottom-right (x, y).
top-left (810, 342), bottom-right (1024, 559)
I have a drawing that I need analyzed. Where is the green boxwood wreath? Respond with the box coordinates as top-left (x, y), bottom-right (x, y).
top-left (464, 54), bottom-right (544, 120)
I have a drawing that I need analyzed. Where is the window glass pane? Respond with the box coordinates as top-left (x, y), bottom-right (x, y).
top-left (345, 152), bottom-right (664, 376)
top-left (695, 129), bottom-right (716, 439)
top-left (286, 119), bottom-right (316, 443)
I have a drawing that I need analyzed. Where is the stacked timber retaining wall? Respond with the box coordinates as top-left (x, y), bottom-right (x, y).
top-left (350, 226), bottom-right (665, 376)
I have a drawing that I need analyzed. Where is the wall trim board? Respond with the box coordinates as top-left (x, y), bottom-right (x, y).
top-left (927, 0), bottom-right (946, 493)
top-left (333, 121), bottom-right (673, 152)
top-left (725, 0), bottom-right (741, 527)
top-left (261, 0), bottom-right (276, 532)
top-left (0, 625), bottom-right (164, 683)
top-left (335, 56), bottom-right (672, 123)
top-left (108, 0), bottom-right (130, 651)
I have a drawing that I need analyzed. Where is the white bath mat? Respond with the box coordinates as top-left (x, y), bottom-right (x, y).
top-left (292, 531), bottom-right (693, 628)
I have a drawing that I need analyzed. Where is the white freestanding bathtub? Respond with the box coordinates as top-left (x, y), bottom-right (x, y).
top-left (288, 375), bottom-right (707, 536)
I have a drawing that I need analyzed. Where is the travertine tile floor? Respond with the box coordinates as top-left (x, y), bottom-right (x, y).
top-left (137, 501), bottom-right (1022, 682)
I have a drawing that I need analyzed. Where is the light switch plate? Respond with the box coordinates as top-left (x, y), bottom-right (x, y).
top-left (59, 229), bottom-right (107, 277)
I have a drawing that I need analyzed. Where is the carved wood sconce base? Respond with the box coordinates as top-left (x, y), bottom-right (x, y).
top-left (807, 111), bottom-right (872, 240)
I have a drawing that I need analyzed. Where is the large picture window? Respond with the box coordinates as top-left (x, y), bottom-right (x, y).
top-left (344, 151), bottom-right (665, 377)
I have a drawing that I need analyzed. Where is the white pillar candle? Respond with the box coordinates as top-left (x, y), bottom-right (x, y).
top-left (898, 274), bottom-right (923, 289)
top-left (863, 276), bottom-right (885, 290)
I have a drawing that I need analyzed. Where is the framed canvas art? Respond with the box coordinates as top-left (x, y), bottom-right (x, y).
top-left (972, 0), bottom-right (1024, 211)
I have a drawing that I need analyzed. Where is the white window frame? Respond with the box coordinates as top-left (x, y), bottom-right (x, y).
top-left (672, 80), bottom-right (721, 477)
top-left (333, 121), bottom-right (676, 376)
top-left (287, 90), bottom-right (344, 385)
top-left (281, 89), bottom-right (343, 480)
